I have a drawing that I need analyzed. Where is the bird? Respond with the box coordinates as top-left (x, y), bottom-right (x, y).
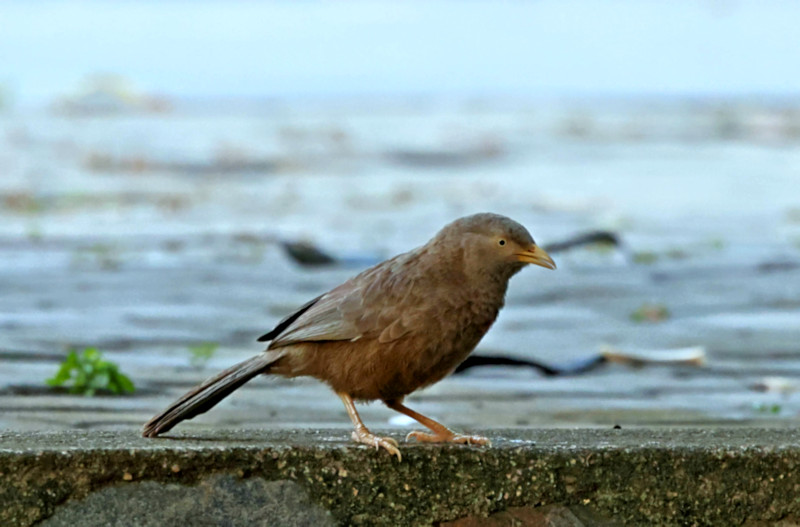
top-left (142, 213), bottom-right (556, 460)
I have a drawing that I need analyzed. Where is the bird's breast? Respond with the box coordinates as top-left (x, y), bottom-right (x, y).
top-left (295, 286), bottom-right (505, 402)
top-left (382, 297), bottom-right (501, 396)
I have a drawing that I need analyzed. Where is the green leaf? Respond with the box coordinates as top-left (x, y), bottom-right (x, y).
top-left (64, 350), bottom-right (79, 367)
top-left (114, 372), bottom-right (136, 393)
top-left (45, 346), bottom-right (136, 396)
top-left (188, 342), bottom-right (219, 368)
top-left (46, 365), bottom-right (71, 386)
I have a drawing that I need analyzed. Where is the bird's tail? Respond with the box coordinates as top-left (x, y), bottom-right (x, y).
top-left (142, 353), bottom-right (281, 438)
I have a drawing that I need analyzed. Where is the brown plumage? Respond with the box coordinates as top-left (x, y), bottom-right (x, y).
top-left (142, 213), bottom-right (556, 459)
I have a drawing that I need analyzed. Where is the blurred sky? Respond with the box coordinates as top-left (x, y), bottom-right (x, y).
top-left (2, 0), bottom-right (800, 106)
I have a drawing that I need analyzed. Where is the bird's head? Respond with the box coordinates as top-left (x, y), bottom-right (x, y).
top-left (435, 213), bottom-right (556, 280)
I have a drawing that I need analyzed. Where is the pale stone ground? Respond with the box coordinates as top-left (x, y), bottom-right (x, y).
top-left (2, 101), bottom-right (800, 435)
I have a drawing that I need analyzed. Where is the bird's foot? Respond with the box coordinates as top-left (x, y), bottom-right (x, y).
top-left (406, 430), bottom-right (491, 446)
top-left (351, 430), bottom-right (402, 461)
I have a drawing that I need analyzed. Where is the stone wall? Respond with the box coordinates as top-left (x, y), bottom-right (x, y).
top-left (2, 428), bottom-right (799, 526)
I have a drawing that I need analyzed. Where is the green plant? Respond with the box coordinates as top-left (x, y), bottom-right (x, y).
top-left (188, 342), bottom-right (219, 368)
top-left (632, 251), bottom-right (658, 264)
top-left (46, 347), bottom-right (135, 396)
top-left (3, 192), bottom-right (44, 214)
top-left (665, 248), bottom-right (689, 260)
top-left (708, 238), bottom-right (726, 250)
top-left (585, 240), bottom-right (616, 254)
top-left (630, 303), bottom-right (671, 323)
top-left (753, 403), bottom-right (782, 415)
top-left (71, 243), bottom-right (121, 270)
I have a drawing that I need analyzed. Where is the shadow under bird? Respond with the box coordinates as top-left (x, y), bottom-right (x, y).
top-left (143, 213), bottom-right (556, 460)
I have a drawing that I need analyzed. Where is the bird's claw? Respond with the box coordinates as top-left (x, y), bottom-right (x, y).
top-left (351, 430), bottom-right (402, 460)
top-left (406, 430), bottom-right (491, 447)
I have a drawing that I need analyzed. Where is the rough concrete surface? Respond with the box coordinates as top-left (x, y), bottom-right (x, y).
top-left (2, 428), bottom-right (800, 526)
top-left (40, 475), bottom-right (334, 527)
top-left (441, 504), bottom-right (620, 527)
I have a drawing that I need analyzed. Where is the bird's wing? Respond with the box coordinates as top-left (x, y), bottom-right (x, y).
top-left (264, 251), bottom-right (430, 349)
top-left (256, 295), bottom-right (324, 342)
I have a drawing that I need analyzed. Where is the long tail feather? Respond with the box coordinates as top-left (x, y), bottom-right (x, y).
top-left (142, 353), bottom-right (280, 437)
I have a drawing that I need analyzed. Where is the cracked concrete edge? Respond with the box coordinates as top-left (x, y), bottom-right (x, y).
top-left (1, 428), bottom-right (800, 526)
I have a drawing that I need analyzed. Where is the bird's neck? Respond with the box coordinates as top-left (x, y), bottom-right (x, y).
top-left (431, 251), bottom-right (514, 317)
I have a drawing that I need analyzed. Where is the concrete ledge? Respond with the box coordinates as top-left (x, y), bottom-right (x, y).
top-left (2, 428), bottom-right (799, 526)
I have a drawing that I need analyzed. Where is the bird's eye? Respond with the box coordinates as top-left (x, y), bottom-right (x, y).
top-left (498, 239), bottom-right (506, 246)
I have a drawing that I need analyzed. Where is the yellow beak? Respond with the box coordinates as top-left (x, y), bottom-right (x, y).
top-left (515, 245), bottom-right (556, 270)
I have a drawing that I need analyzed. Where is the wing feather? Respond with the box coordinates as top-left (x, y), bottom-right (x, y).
top-left (257, 295), bottom-right (323, 342)
top-left (263, 248), bottom-right (432, 349)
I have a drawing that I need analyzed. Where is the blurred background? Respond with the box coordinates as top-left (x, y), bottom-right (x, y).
top-left (2, 1), bottom-right (800, 433)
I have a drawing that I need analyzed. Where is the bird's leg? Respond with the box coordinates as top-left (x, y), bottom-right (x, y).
top-left (384, 399), bottom-right (491, 446)
top-left (338, 392), bottom-right (401, 460)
